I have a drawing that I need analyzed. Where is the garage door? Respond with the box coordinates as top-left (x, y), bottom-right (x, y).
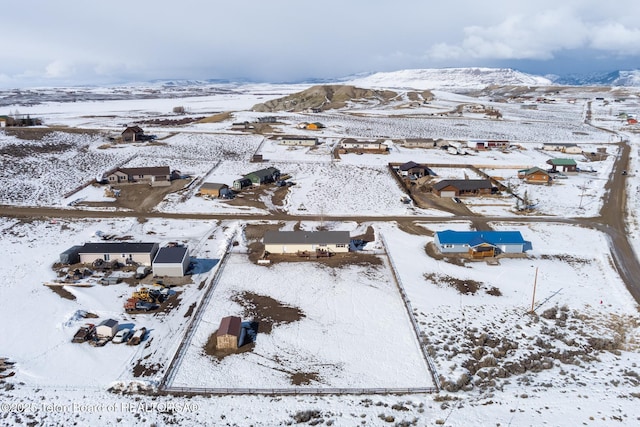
top-left (440, 191), bottom-right (456, 198)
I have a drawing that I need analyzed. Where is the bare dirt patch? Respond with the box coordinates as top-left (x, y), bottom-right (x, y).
top-left (45, 285), bottom-right (77, 301)
top-left (80, 179), bottom-right (191, 212)
top-left (424, 273), bottom-right (484, 295)
top-left (271, 186), bottom-right (290, 208)
top-left (397, 221), bottom-right (433, 236)
top-left (232, 291), bottom-right (305, 334)
top-left (204, 292), bottom-right (304, 361)
top-left (352, 225), bottom-right (376, 242)
top-left (132, 357), bottom-right (162, 378)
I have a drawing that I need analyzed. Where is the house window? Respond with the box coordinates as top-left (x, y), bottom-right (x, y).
top-left (104, 254), bottom-right (110, 261)
top-left (138, 175), bottom-right (144, 179)
top-left (336, 244), bottom-right (345, 248)
top-left (443, 244), bottom-right (454, 249)
top-left (319, 244), bottom-right (327, 247)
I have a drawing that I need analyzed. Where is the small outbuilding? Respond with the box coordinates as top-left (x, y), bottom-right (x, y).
top-left (96, 319), bottom-right (119, 338)
top-left (152, 246), bottom-right (190, 277)
top-left (216, 316), bottom-right (242, 350)
top-left (59, 245), bottom-right (83, 264)
top-left (199, 182), bottom-right (229, 198)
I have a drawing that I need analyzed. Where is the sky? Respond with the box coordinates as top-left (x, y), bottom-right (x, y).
top-left (1, 0), bottom-right (640, 88)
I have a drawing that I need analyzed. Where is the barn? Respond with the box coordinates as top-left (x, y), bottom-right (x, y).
top-left (216, 316), bottom-right (242, 350)
top-left (263, 231), bottom-right (350, 254)
top-left (96, 319), bottom-right (119, 338)
top-left (152, 246), bottom-right (190, 277)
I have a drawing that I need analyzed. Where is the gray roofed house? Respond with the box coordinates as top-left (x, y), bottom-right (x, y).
top-left (152, 246), bottom-right (190, 277)
top-left (78, 242), bottom-right (159, 266)
top-left (264, 231), bottom-right (350, 254)
top-left (432, 179), bottom-right (493, 197)
top-left (106, 166), bottom-right (171, 186)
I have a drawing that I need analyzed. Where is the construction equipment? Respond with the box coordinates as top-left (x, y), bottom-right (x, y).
top-left (131, 287), bottom-right (156, 303)
top-left (124, 298), bottom-right (159, 313)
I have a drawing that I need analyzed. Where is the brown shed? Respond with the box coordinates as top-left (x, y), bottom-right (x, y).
top-left (216, 316), bottom-right (242, 350)
top-left (121, 126), bottom-right (144, 142)
top-left (199, 182), bottom-right (229, 197)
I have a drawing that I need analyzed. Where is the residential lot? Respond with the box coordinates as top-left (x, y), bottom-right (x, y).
top-left (1, 82), bottom-right (640, 425)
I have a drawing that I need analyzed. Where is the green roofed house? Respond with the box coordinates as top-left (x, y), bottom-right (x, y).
top-left (244, 167), bottom-right (280, 185)
top-left (546, 158), bottom-right (577, 173)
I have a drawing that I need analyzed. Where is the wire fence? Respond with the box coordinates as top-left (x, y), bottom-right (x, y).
top-left (379, 233), bottom-right (441, 391)
top-left (162, 386), bottom-right (438, 396)
top-left (160, 230), bottom-right (237, 389)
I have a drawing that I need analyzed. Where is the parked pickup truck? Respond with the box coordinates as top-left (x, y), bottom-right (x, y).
top-left (124, 298), bottom-right (159, 313)
top-left (72, 324), bottom-right (96, 343)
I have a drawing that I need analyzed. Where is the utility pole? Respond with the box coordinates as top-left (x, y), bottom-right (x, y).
top-left (530, 267), bottom-right (538, 313)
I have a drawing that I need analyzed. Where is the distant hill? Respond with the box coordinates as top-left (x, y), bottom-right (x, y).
top-left (549, 70), bottom-right (640, 87)
top-left (344, 68), bottom-right (552, 91)
top-left (251, 84), bottom-right (433, 113)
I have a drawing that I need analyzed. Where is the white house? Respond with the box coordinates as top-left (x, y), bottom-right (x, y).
top-left (264, 231), bottom-right (350, 254)
top-left (78, 242), bottom-right (159, 266)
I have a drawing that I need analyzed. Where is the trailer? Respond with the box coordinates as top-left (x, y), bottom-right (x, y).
top-left (72, 324), bottom-right (96, 343)
top-left (127, 327), bottom-right (147, 345)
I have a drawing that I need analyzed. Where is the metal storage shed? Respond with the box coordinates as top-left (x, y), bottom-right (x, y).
top-left (152, 246), bottom-right (190, 277)
top-left (96, 319), bottom-right (119, 338)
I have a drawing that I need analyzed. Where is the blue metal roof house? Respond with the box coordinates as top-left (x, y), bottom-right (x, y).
top-left (434, 230), bottom-right (531, 256)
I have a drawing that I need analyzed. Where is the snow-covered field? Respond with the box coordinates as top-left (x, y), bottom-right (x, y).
top-left (2, 79), bottom-right (640, 426)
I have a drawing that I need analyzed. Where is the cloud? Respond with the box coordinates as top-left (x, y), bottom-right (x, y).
top-left (425, 9), bottom-right (640, 61)
top-left (590, 23), bottom-right (640, 54)
top-left (45, 60), bottom-right (75, 79)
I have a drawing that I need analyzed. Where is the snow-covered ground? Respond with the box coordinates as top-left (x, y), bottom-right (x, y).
top-left (2, 80), bottom-right (640, 426)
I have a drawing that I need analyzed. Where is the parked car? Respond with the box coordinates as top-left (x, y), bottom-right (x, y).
top-left (112, 328), bottom-right (132, 344)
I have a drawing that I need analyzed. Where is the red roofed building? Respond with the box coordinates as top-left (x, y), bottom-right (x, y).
top-left (216, 316), bottom-right (242, 350)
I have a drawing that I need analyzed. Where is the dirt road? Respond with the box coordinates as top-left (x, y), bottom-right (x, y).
top-left (2, 141), bottom-right (640, 304)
